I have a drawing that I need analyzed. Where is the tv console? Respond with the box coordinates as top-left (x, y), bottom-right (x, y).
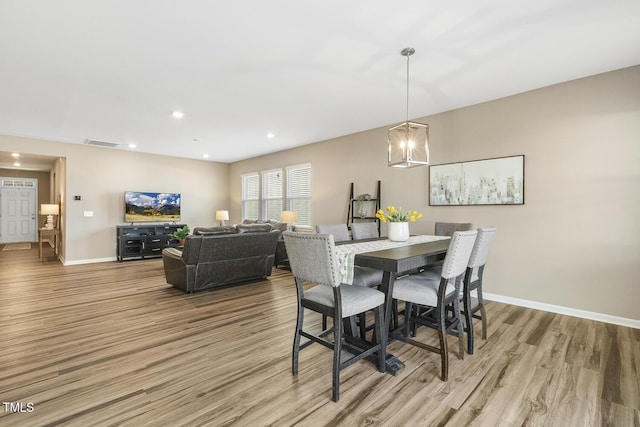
top-left (116, 224), bottom-right (186, 261)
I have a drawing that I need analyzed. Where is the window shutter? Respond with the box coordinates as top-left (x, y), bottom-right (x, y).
top-left (262, 169), bottom-right (283, 220)
top-left (242, 173), bottom-right (260, 220)
top-left (286, 163), bottom-right (312, 227)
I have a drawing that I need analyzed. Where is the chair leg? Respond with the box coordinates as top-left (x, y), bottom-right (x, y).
top-left (437, 303), bottom-right (449, 381)
top-left (332, 315), bottom-right (343, 402)
top-left (477, 284), bottom-right (488, 341)
top-left (392, 300), bottom-right (399, 330)
top-left (322, 314), bottom-right (327, 331)
top-left (292, 300), bottom-right (304, 376)
top-left (438, 328), bottom-right (448, 381)
top-left (404, 302), bottom-right (413, 338)
top-left (457, 321), bottom-right (464, 361)
top-left (453, 298), bottom-right (464, 360)
top-left (480, 305), bottom-right (488, 340)
top-left (464, 289), bottom-right (475, 355)
top-left (358, 313), bottom-right (367, 339)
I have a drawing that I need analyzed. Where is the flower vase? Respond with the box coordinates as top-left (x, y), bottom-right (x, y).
top-left (388, 222), bottom-right (409, 242)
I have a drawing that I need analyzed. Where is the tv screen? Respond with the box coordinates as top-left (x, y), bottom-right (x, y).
top-left (124, 191), bottom-right (181, 223)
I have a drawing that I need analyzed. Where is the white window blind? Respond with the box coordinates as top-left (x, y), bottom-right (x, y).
top-left (286, 163), bottom-right (312, 227)
top-left (242, 173), bottom-right (260, 220)
top-left (262, 169), bottom-right (282, 220)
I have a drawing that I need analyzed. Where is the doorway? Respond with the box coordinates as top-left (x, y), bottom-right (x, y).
top-left (0, 178), bottom-right (38, 243)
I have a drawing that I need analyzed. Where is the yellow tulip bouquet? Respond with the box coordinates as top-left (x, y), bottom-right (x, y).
top-left (375, 205), bottom-right (423, 223)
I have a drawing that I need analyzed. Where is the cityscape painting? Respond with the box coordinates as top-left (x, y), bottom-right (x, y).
top-left (429, 155), bottom-right (524, 206)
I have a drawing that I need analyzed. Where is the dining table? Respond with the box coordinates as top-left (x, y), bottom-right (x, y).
top-left (335, 235), bottom-right (451, 375)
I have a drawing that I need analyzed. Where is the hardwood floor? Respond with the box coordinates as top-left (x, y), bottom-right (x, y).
top-left (1, 246), bottom-right (638, 426)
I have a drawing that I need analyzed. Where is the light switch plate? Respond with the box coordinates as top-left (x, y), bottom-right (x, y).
top-left (84, 211), bottom-right (93, 217)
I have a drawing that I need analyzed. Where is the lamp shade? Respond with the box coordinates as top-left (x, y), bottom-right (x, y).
top-left (281, 210), bottom-right (297, 223)
top-left (215, 210), bottom-right (229, 221)
top-left (40, 204), bottom-right (59, 215)
top-left (388, 121), bottom-right (430, 167)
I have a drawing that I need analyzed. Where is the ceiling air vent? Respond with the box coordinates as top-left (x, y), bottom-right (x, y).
top-left (84, 139), bottom-right (119, 148)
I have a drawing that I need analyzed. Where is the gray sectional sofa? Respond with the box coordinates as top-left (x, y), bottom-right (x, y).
top-left (162, 224), bottom-right (280, 293)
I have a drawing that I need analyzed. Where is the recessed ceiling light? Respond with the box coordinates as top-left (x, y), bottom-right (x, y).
top-left (14, 162), bottom-right (21, 167)
top-left (266, 133), bottom-right (275, 139)
top-left (203, 154), bottom-right (209, 159)
top-left (172, 111), bottom-right (185, 119)
top-left (11, 153), bottom-right (20, 158)
top-left (128, 143), bottom-right (137, 149)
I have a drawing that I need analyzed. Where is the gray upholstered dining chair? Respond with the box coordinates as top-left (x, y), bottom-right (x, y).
top-left (461, 227), bottom-right (496, 354)
top-left (391, 229), bottom-right (478, 381)
top-left (315, 223), bottom-right (383, 337)
top-left (314, 224), bottom-right (381, 287)
top-left (434, 222), bottom-right (473, 236)
top-left (351, 222), bottom-right (379, 240)
top-left (420, 227), bottom-right (496, 354)
top-left (282, 231), bottom-right (386, 402)
top-left (315, 224), bottom-right (351, 242)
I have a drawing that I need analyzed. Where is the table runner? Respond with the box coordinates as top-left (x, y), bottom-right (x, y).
top-left (335, 235), bottom-right (449, 285)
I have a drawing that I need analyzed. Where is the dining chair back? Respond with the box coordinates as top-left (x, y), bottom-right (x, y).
top-left (315, 223), bottom-right (381, 335)
top-left (351, 222), bottom-right (379, 240)
top-left (391, 229), bottom-right (478, 381)
top-left (462, 226), bottom-right (496, 354)
top-left (315, 224), bottom-right (351, 242)
top-left (434, 222), bottom-right (473, 236)
top-left (282, 231), bottom-right (386, 402)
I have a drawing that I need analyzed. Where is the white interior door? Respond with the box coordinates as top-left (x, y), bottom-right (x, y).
top-left (1, 179), bottom-right (38, 243)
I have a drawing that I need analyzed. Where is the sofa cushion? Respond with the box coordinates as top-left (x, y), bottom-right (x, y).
top-left (263, 219), bottom-right (287, 232)
top-left (236, 223), bottom-right (273, 234)
top-left (193, 226), bottom-right (238, 235)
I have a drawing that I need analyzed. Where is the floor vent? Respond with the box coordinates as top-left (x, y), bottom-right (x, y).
top-left (84, 139), bottom-right (119, 148)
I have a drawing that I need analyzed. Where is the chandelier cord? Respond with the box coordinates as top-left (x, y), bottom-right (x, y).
top-left (406, 53), bottom-right (410, 124)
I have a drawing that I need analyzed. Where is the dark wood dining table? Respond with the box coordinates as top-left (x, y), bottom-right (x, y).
top-left (337, 236), bottom-right (451, 374)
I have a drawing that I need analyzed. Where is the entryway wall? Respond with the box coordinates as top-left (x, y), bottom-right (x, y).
top-left (0, 168), bottom-right (51, 220)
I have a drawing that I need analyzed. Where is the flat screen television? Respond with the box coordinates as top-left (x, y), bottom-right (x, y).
top-left (124, 191), bottom-right (181, 223)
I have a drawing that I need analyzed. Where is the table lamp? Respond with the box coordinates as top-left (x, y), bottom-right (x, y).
top-left (215, 210), bottom-right (229, 226)
top-left (40, 204), bottom-right (59, 229)
top-left (281, 210), bottom-right (297, 231)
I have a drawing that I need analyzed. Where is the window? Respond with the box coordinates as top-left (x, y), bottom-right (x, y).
top-left (241, 173), bottom-right (259, 220)
top-left (286, 163), bottom-right (312, 227)
top-left (241, 164), bottom-right (312, 226)
top-left (262, 169), bottom-right (283, 220)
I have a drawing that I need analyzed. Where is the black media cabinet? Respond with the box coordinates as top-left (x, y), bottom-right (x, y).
top-left (116, 224), bottom-right (186, 261)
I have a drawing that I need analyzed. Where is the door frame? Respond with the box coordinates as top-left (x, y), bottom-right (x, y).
top-left (0, 177), bottom-right (38, 243)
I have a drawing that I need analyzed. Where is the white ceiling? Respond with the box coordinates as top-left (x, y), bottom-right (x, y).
top-left (1, 0), bottom-right (639, 169)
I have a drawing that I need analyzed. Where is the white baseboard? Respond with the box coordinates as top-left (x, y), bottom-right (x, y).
top-left (63, 257), bottom-right (117, 266)
top-left (484, 292), bottom-right (640, 329)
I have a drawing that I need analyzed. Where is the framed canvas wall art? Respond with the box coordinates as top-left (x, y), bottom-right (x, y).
top-left (429, 155), bottom-right (524, 206)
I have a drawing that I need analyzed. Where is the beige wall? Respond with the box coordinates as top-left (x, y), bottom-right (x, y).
top-left (230, 66), bottom-right (640, 320)
top-left (0, 136), bottom-right (230, 262)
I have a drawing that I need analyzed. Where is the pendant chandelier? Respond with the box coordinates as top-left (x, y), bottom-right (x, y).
top-left (388, 47), bottom-right (430, 168)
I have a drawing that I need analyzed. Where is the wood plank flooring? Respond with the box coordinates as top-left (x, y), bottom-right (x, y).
top-left (1, 246), bottom-right (638, 426)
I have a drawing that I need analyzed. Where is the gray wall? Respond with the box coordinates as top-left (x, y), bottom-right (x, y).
top-left (229, 66), bottom-right (640, 320)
